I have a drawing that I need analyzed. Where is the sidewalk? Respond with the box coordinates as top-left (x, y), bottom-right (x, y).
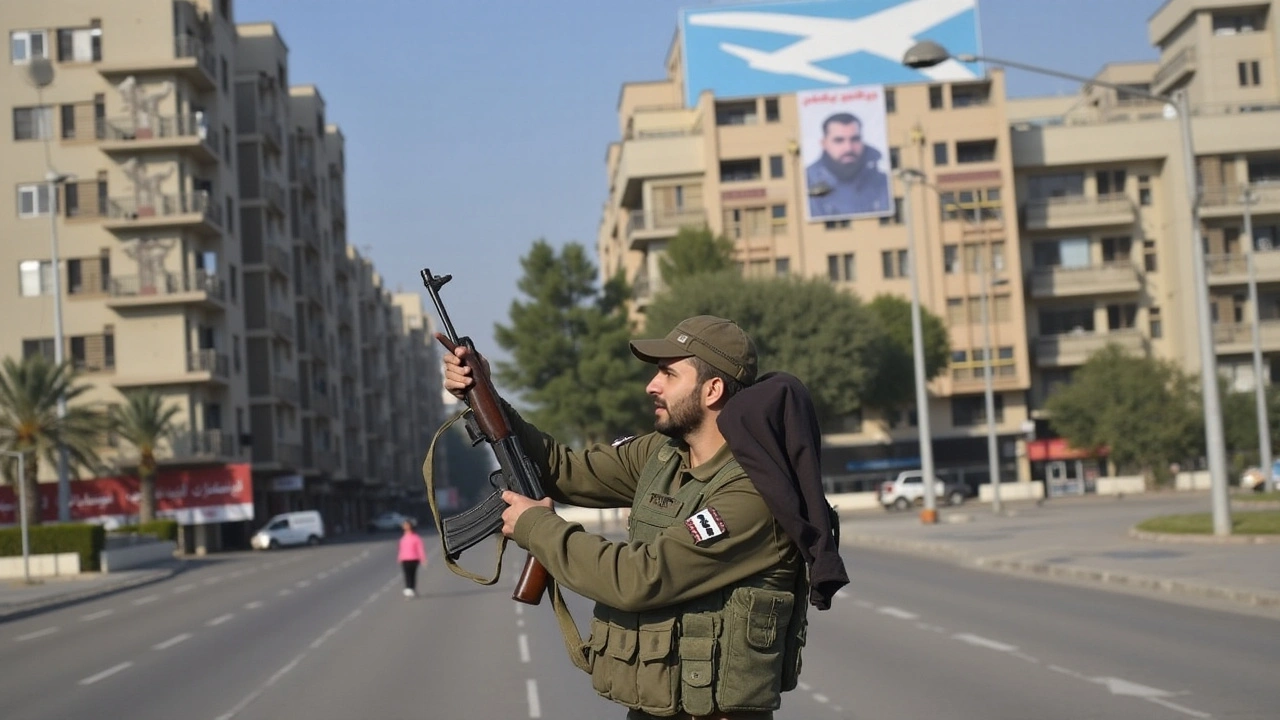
top-left (838, 491), bottom-right (1280, 615)
top-left (0, 558), bottom-right (186, 622)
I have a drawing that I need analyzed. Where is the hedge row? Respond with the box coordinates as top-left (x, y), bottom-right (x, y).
top-left (0, 524), bottom-right (105, 571)
top-left (114, 520), bottom-right (180, 542)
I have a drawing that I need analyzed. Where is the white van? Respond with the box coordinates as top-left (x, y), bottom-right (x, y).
top-left (251, 510), bottom-right (325, 550)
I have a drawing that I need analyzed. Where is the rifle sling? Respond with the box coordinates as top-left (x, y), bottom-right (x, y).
top-left (422, 407), bottom-right (591, 673)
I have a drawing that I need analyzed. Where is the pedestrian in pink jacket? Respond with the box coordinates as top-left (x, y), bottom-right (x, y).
top-left (398, 519), bottom-right (426, 598)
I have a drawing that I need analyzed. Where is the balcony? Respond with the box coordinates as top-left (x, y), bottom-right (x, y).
top-left (106, 270), bottom-right (225, 311)
top-left (311, 392), bottom-right (334, 417)
top-left (276, 442), bottom-right (304, 469)
top-left (1200, 184), bottom-right (1280, 219)
top-left (274, 375), bottom-right (299, 406)
top-left (1035, 330), bottom-right (1146, 368)
top-left (114, 349), bottom-right (228, 388)
top-left (268, 311), bottom-right (295, 342)
top-left (1021, 194), bottom-right (1135, 232)
top-left (259, 114), bottom-right (284, 154)
top-left (1152, 45), bottom-right (1196, 97)
top-left (99, 114), bottom-right (220, 164)
top-left (97, 35), bottom-right (218, 90)
top-left (116, 429), bottom-right (234, 466)
top-left (264, 243), bottom-right (291, 277)
top-left (626, 208), bottom-right (708, 251)
top-left (1206, 249), bottom-right (1280, 286)
top-left (1029, 262), bottom-right (1142, 299)
top-left (949, 360), bottom-right (1022, 393)
top-left (1213, 320), bottom-right (1280, 354)
top-left (103, 191), bottom-right (222, 237)
top-left (262, 179), bottom-right (286, 217)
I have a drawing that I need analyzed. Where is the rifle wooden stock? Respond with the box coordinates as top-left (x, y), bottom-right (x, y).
top-left (435, 332), bottom-right (549, 606)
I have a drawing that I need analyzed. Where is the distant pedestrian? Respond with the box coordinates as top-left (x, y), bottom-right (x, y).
top-left (398, 520), bottom-right (425, 598)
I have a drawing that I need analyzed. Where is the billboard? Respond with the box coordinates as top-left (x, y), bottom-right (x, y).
top-left (798, 85), bottom-right (892, 221)
top-left (679, 0), bottom-right (982, 107)
top-left (0, 464), bottom-right (254, 527)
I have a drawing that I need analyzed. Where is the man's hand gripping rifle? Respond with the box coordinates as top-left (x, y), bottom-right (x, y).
top-left (421, 268), bottom-right (549, 605)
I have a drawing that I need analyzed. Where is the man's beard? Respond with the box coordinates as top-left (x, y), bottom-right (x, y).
top-left (655, 388), bottom-right (703, 440)
top-left (822, 151), bottom-right (863, 181)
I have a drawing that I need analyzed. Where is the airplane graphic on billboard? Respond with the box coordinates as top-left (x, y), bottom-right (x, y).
top-left (680, 0), bottom-right (983, 106)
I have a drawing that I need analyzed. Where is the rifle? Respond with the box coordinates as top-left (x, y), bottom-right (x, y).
top-left (420, 268), bottom-right (549, 606)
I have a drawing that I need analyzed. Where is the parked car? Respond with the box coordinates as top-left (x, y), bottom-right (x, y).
top-left (878, 471), bottom-right (969, 511)
top-left (367, 511), bottom-right (413, 533)
top-left (251, 510), bottom-right (325, 550)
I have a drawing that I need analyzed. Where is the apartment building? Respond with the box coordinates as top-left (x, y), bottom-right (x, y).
top-left (1008, 0), bottom-right (1280, 489)
top-left (599, 0), bottom-right (1280, 496)
top-left (1, 0), bottom-right (442, 549)
top-left (598, 40), bottom-right (1033, 493)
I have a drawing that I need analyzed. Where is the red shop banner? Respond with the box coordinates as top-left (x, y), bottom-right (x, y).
top-left (0, 464), bottom-right (253, 527)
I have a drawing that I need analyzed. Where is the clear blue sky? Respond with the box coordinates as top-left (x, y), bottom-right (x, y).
top-left (238, 0), bottom-right (1163, 367)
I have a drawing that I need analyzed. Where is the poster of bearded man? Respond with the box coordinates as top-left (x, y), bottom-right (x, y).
top-left (798, 84), bottom-right (893, 222)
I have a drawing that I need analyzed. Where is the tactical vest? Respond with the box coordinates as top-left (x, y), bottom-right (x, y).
top-left (583, 440), bottom-right (809, 718)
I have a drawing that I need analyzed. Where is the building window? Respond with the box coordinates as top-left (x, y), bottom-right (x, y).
top-left (230, 264), bottom-right (238, 301)
top-left (889, 147), bottom-right (900, 170)
top-left (764, 97), bottom-right (780, 122)
top-left (1143, 240), bottom-right (1158, 272)
top-left (1027, 172), bottom-right (1085, 199)
top-left (10, 30), bottom-right (49, 64)
top-left (827, 253), bottom-right (855, 282)
top-left (956, 139), bottom-right (997, 164)
top-left (950, 82), bottom-right (991, 107)
top-left (719, 158), bottom-right (762, 182)
top-left (1213, 12), bottom-right (1263, 35)
top-left (1150, 307), bottom-right (1163, 339)
top-left (769, 154), bottom-right (785, 179)
top-left (22, 338), bottom-right (56, 361)
top-left (882, 249), bottom-right (909, 279)
top-left (221, 55), bottom-right (229, 94)
top-left (939, 187), bottom-right (1002, 222)
top-left (879, 197), bottom-right (903, 225)
top-left (933, 141), bottom-right (948, 166)
top-left (715, 100), bottom-right (758, 126)
top-left (13, 106), bottom-right (53, 140)
top-left (1138, 175), bottom-right (1152, 206)
top-left (775, 257), bottom-right (790, 276)
top-left (929, 85), bottom-right (945, 109)
top-left (944, 245), bottom-right (959, 274)
top-left (824, 219), bottom-right (851, 230)
top-left (18, 260), bottom-right (54, 296)
top-left (1238, 60), bottom-right (1261, 87)
top-left (55, 26), bottom-right (102, 63)
top-left (952, 394), bottom-right (1003, 426)
top-left (67, 255), bottom-right (109, 295)
top-left (885, 88), bottom-right (896, 113)
top-left (1097, 169), bottom-right (1127, 196)
top-left (17, 183), bottom-right (53, 217)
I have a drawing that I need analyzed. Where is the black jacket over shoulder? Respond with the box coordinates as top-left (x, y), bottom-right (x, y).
top-left (717, 371), bottom-right (850, 610)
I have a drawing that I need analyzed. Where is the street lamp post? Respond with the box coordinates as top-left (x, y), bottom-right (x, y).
top-left (27, 57), bottom-right (73, 522)
top-left (979, 249), bottom-right (1005, 514)
top-left (898, 169), bottom-right (938, 523)
top-left (904, 41), bottom-right (1233, 535)
top-left (2, 451), bottom-right (33, 584)
top-left (1241, 186), bottom-right (1275, 493)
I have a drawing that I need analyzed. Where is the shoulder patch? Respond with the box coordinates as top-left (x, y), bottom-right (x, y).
top-left (685, 507), bottom-right (728, 545)
top-left (611, 434), bottom-right (637, 447)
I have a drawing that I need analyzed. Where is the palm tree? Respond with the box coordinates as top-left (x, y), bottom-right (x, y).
top-left (111, 388), bottom-right (180, 522)
top-left (0, 355), bottom-right (105, 526)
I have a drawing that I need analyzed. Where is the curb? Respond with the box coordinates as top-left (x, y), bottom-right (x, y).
top-left (0, 561), bottom-right (187, 623)
top-left (1129, 528), bottom-right (1280, 545)
top-left (844, 534), bottom-right (1280, 612)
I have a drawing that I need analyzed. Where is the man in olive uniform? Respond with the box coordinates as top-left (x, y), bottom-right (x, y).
top-left (442, 315), bottom-right (806, 720)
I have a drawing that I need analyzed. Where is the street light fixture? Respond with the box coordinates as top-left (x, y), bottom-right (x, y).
top-left (26, 56), bottom-right (73, 523)
top-left (1, 451), bottom-right (33, 584)
top-left (903, 41), bottom-right (1233, 535)
top-left (896, 168), bottom-right (938, 523)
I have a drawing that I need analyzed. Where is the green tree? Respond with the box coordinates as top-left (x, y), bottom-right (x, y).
top-left (657, 226), bottom-right (735, 285)
top-left (111, 388), bottom-right (180, 522)
top-left (0, 356), bottom-right (105, 525)
top-left (493, 240), bottom-right (651, 445)
top-left (643, 271), bottom-right (882, 425)
top-left (861, 294), bottom-right (951, 413)
top-left (1045, 344), bottom-right (1201, 482)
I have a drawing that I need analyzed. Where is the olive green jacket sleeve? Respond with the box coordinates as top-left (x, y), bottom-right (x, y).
top-left (502, 400), bottom-right (659, 509)
top-left (511, 476), bottom-right (796, 613)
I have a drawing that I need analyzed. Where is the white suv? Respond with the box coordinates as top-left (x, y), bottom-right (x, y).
top-left (878, 471), bottom-right (968, 511)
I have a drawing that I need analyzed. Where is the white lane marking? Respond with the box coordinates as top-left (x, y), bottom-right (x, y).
top-left (215, 585), bottom-right (390, 720)
top-left (526, 679), bottom-right (542, 718)
top-left (853, 599), bottom-right (875, 609)
top-left (517, 619), bottom-right (525, 628)
top-left (16, 627), bottom-right (58, 642)
top-left (916, 622), bottom-right (947, 633)
top-left (153, 633), bottom-right (192, 650)
top-left (173, 583), bottom-right (196, 594)
top-left (813, 693), bottom-right (829, 703)
top-left (1093, 676), bottom-right (1212, 718)
top-left (207, 613), bottom-right (234, 627)
top-left (798, 682), bottom-right (812, 691)
top-left (877, 606), bottom-right (918, 620)
top-left (278, 589), bottom-right (292, 596)
top-left (518, 634), bottom-right (531, 663)
top-left (834, 590), bottom-right (850, 600)
top-left (78, 661), bottom-right (133, 685)
top-left (133, 594), bottom-right (159, 606)
top-left (953, 633), bottom-right (1017, 652)
top-left (204, 576), bottom-right (222, 585)
top-left (81, 609), bottom-right (115, 621)
top-left (1012, 651), bottom-right (1040, 664)
top-left (229, 570), bottom-right (244, 579)
top-left (1147, 697), bottom-right (1213, 719)
top-left (317, 572), bottom-right (329, 579)
top-left (515, 604), bottom-right (524, 616)
top-left (245, 601), bottom-right (264, 610)
top-left (296, 580), bottom-right (311, 589)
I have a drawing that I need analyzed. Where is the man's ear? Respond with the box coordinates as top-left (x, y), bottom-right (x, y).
top-left (702, 376), bottom-right (725, 408)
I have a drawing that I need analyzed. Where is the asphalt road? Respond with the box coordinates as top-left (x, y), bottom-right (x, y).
top-left (2, 531), bottom-right (1276, 719)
